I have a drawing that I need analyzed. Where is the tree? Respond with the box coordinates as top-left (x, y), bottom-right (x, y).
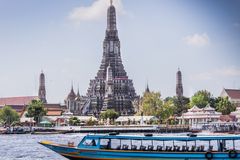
top-left (138, 91), bottom-right (163, 116)
top-left (157, 99), bottom-right (176, 123)
top-left (190, 90), bottom-right (212, 108)
top-left (69, 117), bottom-right (81, 126)
top-left (26, 100), bottom-right (47, 125)
top-left (100, 109), bottom-right (119, 124)
top-left (215, 97), bottom-right (236, 115)
top-left (164, 96), bottom-right (190, 116)
top-left (0, 106), bottom-right (19, 126)
top-left (138, 92), bottom-right (177, 123)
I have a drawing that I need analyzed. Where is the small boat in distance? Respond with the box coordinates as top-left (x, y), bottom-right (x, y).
top-left (39, 133), bottom-right (240, 160)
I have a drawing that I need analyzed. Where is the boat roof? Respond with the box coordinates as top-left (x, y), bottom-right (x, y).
top-left (85, 134), bottom-right (240, 141)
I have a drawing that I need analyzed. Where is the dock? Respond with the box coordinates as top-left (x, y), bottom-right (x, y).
top-left (0, 125), bottom-right (190, 134)
top-left (54, 125), bottom-right (190, 134)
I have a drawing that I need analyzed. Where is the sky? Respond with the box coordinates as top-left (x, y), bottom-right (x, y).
top-left (0, 0), bottom-right (239, 103)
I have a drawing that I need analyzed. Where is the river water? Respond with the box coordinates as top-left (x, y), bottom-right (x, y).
top-left (1, 133), bottom-right (240, 160)
top-left (0, 133), bottom-right (83, 160)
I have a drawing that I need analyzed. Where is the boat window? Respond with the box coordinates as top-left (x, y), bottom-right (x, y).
top-left (143, 140), bottom-right (153, 147)
top-left (235, 140), bottom-right (240, 150)
top-left (210, 140), bottom-right (217, 151)
top-left (100, 139), bottom-right (111, 149)
top-left (100, 139), bottom-right (109, 146)
top-left (173, 141), bottom-right (182, 148)
top-left (120, 139), bottom-right (131, 149)
top-left (225, 139), bottom-right (239, 150)
top-left (164, 140), bottom-right (173, 148)
top-left (109, 139), bottom-right (120, 149)
top-left (83, 139), bottom-right (98, 146)
top-left (153, 140), bottom-right (162, 147)
top-left (131, 140), bottom-right (141, 149)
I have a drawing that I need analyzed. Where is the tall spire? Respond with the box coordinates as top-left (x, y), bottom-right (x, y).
top-left (67, 83), bottom-right (76, 100)
top-left (38, 71), bottom-right (47, 103)
top-left (145, 83), bottom-right (150, 93)
top-left (75, 87), bottom-right (81, 101)
top-left (77, 90), bottom-right (80, 97)
top-left (106, 1), bottom-right (117, 32)
top-left (110, 0), bottom-right (113, 6)
top-left (176, 68), bottom-right (183, 97)
top-left (76, 86), bottom-right (80, 97)
top-left (71, 81), bottom-right (74, 91)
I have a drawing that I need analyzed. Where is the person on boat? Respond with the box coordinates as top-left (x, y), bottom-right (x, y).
top-left (106, 139), bottom-right (111, 149)
top-left (219, 142), bottom-right (223, 152)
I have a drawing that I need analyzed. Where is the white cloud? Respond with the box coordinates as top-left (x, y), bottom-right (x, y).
top-left (190, 67), bottom-right (240, 81)
top-left (183, 33), bottom-right (210, 47)
top-left (69, 0), bottom-right (124, 24)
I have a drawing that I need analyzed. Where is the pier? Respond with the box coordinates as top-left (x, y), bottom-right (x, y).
top-left (54, 125), bottom-right (190, 134)
top-left (1, 125), bottom-right (190, 134)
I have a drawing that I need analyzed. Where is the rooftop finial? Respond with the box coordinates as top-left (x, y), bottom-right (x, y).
top-left (71, 80), bottom-right (74, 90)
top-left (110, 0), bottom-right (113, 5)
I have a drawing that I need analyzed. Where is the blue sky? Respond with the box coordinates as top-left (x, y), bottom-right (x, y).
top-left (0, 0), bottom-right (239, 103)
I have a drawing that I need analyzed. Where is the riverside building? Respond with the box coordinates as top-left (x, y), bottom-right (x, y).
top-left (0, 71), bottom-right (65, 123)
top-left (177, 105), bottom-right (222, 125)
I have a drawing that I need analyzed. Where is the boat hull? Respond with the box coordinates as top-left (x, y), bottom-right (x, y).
top-left (39, 141), bottom-right (240, 160)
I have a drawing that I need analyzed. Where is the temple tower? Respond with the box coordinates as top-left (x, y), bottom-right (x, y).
top-left (176, 68), bottom-right (183, 97)
top-left (82, 1), bottom-right (138, 116)
top-left (38, 71), bottom-right (47, 103)
top-left (65, 84), bottom-right (76, 113)
top-left (145, 83), bottom-right (150, 93)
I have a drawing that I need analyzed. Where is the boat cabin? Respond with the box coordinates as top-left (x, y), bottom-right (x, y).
top-left (78, 134), bottom-right (240, 153)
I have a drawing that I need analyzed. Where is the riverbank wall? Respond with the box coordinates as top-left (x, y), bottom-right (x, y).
top-left (0, 125), bottom-right (190, 134)
top-left (55, 125), bottom-right (190, 134)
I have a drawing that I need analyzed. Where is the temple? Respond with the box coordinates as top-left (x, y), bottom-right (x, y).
top-left (39, 71), bottom-right (47, 103)
top-left (176, 68), bottom-right (183, 97)
top-left (65, 1), bottom-right (138, 116)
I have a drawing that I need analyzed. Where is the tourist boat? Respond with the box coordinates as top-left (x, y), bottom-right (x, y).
top-left (39, 133), bottom-right (240, 159)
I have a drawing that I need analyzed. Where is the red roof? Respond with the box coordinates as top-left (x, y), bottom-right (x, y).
top-left (43, 104), bottom-right (64, 116)
top-left (46, 110), bottom-right (62, 116)
top-left (225, 89), bottom-right (240, 99)
top-left (44, 103), bottom-right (62, 109)
top-left (0, 96), bottom-right (38, 106)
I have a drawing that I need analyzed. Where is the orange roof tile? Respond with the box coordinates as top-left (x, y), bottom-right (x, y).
top-left (46, 110), bottom-right (62, 116)
top-left (0, 96), bottom-right (38, 106)
top-left (47, 108), bottom-right (63, 111)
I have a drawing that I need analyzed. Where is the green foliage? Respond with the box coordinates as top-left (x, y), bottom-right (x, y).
top-left (139, 92), bottom-right (177, 123)
top-left (140, 92), bottom-right (163, 116)
top-left (100, 109), bottom-right (119, 120)
top-left (209, 97), bottom-right (218, 109)
top-left (189, 90), bottom-right (236, 114)
top-left (86, 117), bottom-right (97, 126)
top-left (69, 117), bottom-right (81, 126)
top-left (0, 106), bottom-right (19, 126)
top-left (158, 99), bottom-right (176, 123)
top-left (165, 96), bottom-right (190, 116)
top-left (215, 97), bottom-right (236, 115)
top-left (26, 99), bottom-right (46, 124)
top-left (190, 90), bottom-right (212, 108)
